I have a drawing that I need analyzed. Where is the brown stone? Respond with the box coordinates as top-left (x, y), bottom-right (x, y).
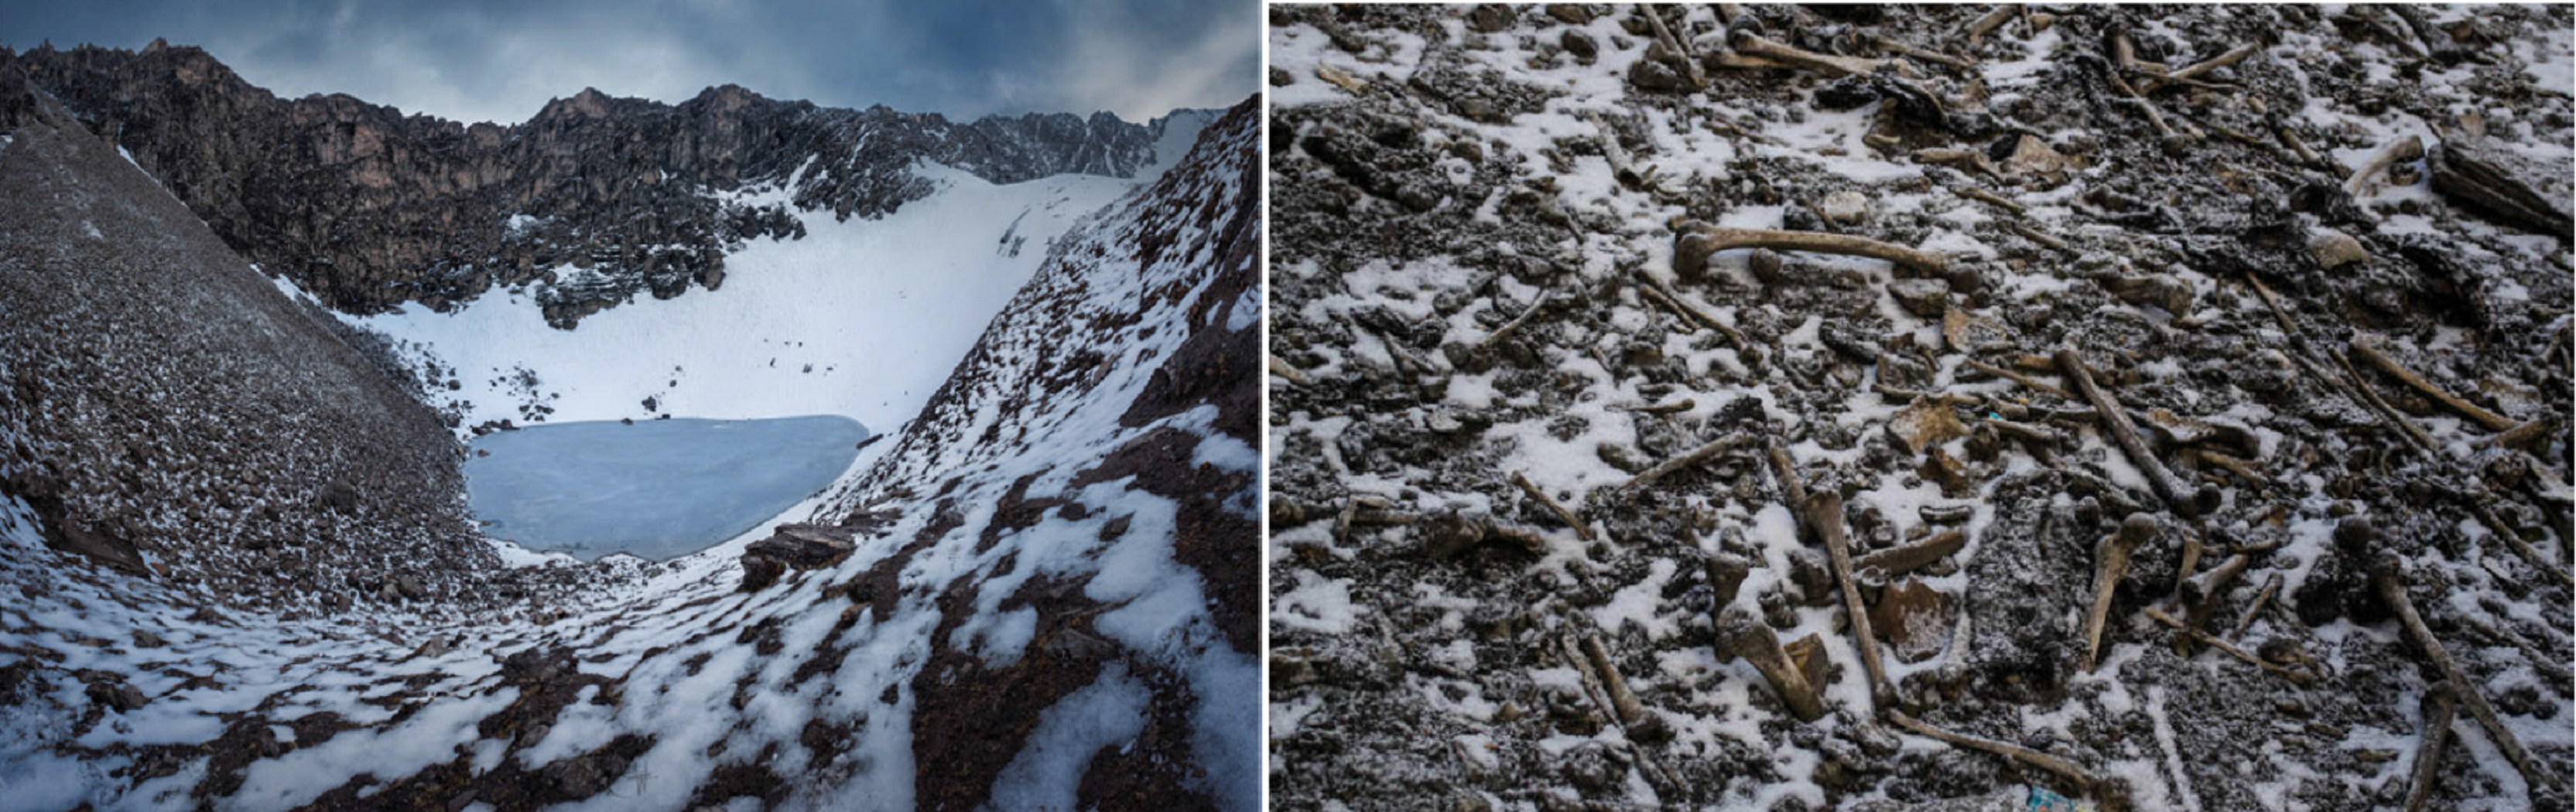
top-left (1869, 578), bottom-right (1953, 664)
top-left (1888, 397), bottom-right (1969, 455)
top-left (1998, 135), bottom-right (2067, 179)
top-left (1921, 447), bottom-right (1975, 496)
top-left (1887, 278), bottom-right (1952, 318)
top-left (2307, 228), bottom-right (2368, 269)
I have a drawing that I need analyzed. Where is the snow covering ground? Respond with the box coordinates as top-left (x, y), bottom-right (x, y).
top-left (1143, 109), bottom-right (1221, 181)
top-left (0, 97), bottom-right (1261, 810)
top-left (281, 161), bottom-right (1137, 440)
top-left (1267, 5), bottom-right (2571, 812)
top-left (809, 100), bottom-right (1264, 812)
top-left (462, 416), bottom-right (867, 562)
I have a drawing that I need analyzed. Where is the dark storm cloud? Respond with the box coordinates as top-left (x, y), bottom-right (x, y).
top-left (0, 0), bottom-right (1257, 125)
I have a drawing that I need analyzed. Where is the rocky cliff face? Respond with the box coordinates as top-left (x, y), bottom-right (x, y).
top-left (5, 42), bottom-right (1208, 326)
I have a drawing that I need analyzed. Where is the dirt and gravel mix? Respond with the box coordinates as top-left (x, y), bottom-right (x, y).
top-left (1266, 5), bottom-right (2572, 810)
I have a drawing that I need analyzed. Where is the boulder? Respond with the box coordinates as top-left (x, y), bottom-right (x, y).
top-left (1996, 134), bottom-right (2067, 179)
top-left (740, 556), bottom-right (785, 592)
top-left (316, 478), bottom-right (359, 514)
top-left (737, 523), bottom-right (857, 592)
top-left (1627, 58), bottom-right (1692, 94)
top-left (1561, 29), bottom-right (1599, 61)
top-left (1818, 190), bottom-right (1872, 226)
top-left (86, 679), bottom-right (148, 713)
top-left (538, 752), bottom-right (625, 798)
top-left (2307, 228), bottom-right (2367, 269)
top-left (1545, 4), bottom-right (1594, 24)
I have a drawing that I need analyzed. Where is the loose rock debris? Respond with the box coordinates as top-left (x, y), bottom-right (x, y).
top-left (1267, 5), bottom-right (2572, 811)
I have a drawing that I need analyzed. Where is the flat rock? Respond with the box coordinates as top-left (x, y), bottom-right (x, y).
top-left (1887, 397), bottom-right (1969, 455)
top-left (1870, 578), bottom-right (1952, 664)
top-left (1997, 134), bottom-right (2067, 180)
top-left (747, 524), bottom-right (857, 568)
top-left (1887, 278), bottom-right (1952, 318)
top-left (2431, 137), bottom-right (2574, 237)
top-left (85, 679), bottom-right (148, 713)
top-left (739, 523), bottom-right (857, 591)
top-left (2106, 273), bottom-right (2194, 316)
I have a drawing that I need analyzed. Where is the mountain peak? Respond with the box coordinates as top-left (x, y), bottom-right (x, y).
top-left (688, 82), bottom-right (766, 114)
top-left (542, 86), bottom-right (614, 119)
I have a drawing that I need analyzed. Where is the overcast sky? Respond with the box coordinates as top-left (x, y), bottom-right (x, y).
top-left (0, 0), bottom-right (1257, 125)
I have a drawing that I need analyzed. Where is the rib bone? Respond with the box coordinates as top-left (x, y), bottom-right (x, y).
top-left (1619, 435), bottom-right (1754, 494)
top-left (1637, 5), bottom-right (1706, 90)
top-left (1510, 471), bottom-right (1593, 541)
top-left (1964, 5), bottom-right (2020, 48)
top-left (1884, 708), bottom-right (2102, 792)
top-left (2349, 340), bottom-right (2516, 432)
top-left (2343, 135), bottom-right (2426, 196)
top-left (2144, 606), bottom-right (2314, 684)
top-left (2146, 43), bottom-right (2260, 92)
top-left (1581, 629), bottom-right (1649, 726)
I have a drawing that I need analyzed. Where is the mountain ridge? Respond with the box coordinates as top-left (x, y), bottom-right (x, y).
top-left (3, 42), bottom-right (1216, 326)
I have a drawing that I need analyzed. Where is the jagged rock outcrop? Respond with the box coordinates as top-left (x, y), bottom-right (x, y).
top-left (5, 42), bottom-right (1213, 326)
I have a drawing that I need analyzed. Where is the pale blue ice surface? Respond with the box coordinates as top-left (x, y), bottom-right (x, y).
top-left (463, 415), bottom-right (867, 561)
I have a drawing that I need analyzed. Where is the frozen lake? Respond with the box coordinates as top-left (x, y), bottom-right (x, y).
top-left (463, 415), bottom-right (868, 561)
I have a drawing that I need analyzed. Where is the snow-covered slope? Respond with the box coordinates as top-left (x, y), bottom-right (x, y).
top-left (1141, 108), bottom-right (1224, 180)
top-left (810, 93), bottom-right (1261, 812)
top-left (0, 90), bottom-right (1260, 811)
top-left (310, 160), bottom-right (1137, 438)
